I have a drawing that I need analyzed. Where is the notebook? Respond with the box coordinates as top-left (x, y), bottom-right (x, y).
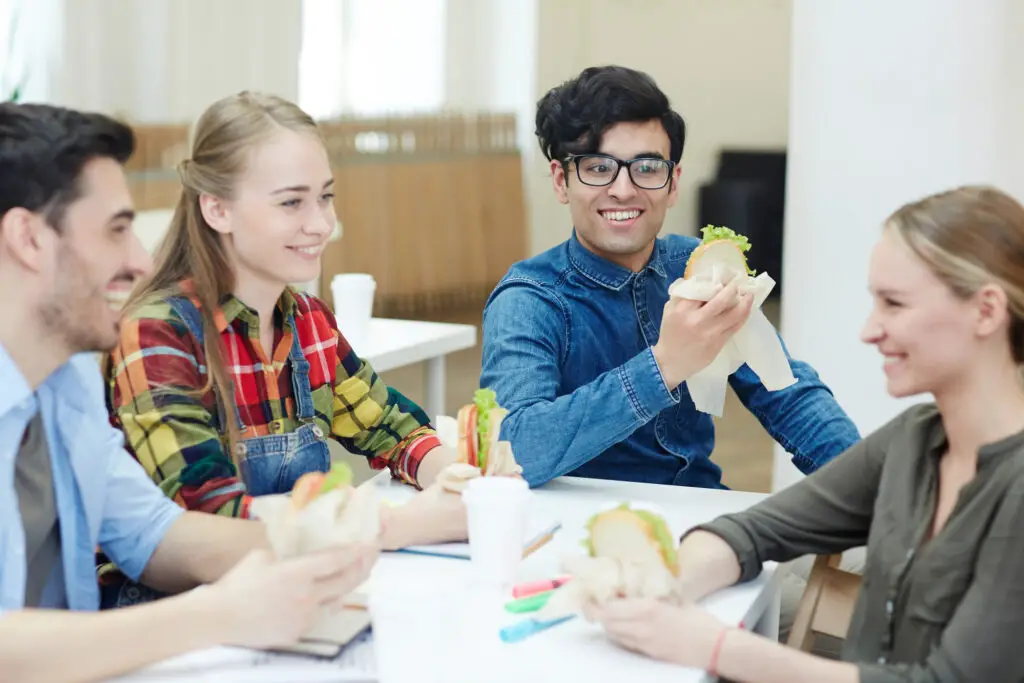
top-left (264, 602), bottom-right (372, 659)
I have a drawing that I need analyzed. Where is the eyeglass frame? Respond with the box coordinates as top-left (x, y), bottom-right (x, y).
top-left (562, 153), bottom-right (678, 190)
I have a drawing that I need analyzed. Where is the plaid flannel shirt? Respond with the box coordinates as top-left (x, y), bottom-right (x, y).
top-left (107, 284), bottom-right (440, 517)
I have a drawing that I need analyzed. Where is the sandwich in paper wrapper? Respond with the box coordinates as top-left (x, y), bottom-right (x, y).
top-left (249, 463), bottom-right (379, 640)
top-left (667, 225), bottom-right (796, 417)
top-left (536, 503), bottom-right (682, 621)
top-left (432, 388), bottom-right (523, 492)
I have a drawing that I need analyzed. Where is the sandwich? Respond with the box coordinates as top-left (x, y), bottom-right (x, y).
top-left (669, 224), bottom-right (759, 302)
top-left (456, 388), bottom-right (508, 474)
top-left (537, 503), bottom-right (681, 620)
top-left (584, 503), bottom-right (679, 577)
top-left (684, 224), bottom-right (755, 279)
top-left (251, 462), bottom-right (380, 558)
top-left (291, 462), bottom-right (355, 511)
top-left (432, 389), bottom-right (522, 492)
top-left (666, 223), bottom-right (796, 417)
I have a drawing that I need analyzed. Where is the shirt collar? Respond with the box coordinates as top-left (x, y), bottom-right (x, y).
top-left (179, 279), bottom-right (299, 332)
top-left (923, 407), bottom-right (1024, 468)
top-left (0, 343), bottom-right (33, 420)
top-left (219, 289), bottom-right (299, 331)
top-left (567, 230), bottom-right (667, 291)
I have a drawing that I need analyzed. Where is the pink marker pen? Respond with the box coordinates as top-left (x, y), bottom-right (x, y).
top-left (512, 576), bottom-right (572, 599)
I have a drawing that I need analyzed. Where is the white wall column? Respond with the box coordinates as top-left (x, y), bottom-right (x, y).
top-left (774, 0), bottom-right (1024, 490)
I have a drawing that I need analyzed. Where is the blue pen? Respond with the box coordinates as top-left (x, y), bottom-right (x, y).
top-left (499, 615), bottom-right (576, 643)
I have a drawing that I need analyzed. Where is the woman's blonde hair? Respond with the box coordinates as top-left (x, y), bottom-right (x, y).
top-left (884, 185), bottom-right (1024, 364)
top-left (122, 91), bottom-right (322, 460)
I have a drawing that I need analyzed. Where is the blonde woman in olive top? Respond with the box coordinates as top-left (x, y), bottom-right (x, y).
top-left (586, 185), bottom-right (1024, 683)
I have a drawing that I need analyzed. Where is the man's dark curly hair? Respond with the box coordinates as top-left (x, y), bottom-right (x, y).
top-left (535, 65), bottom-right (686, 164)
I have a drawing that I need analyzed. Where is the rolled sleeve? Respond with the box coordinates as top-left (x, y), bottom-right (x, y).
top-left (99, 434), bottom-right (185, 581)
top-left (685, 517), bottom-right (765, 583)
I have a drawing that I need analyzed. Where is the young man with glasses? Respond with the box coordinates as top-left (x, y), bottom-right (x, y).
top-left (480, 65), bottom-right (860, 490)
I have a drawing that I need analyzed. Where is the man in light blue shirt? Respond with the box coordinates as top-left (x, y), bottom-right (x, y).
top-left (0, 103), bottom-right (376, 681)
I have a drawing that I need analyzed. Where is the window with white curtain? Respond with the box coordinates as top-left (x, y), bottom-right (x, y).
top-left (0, 0), bottom-right (60, 103)
top-left (299, 0), bottom-right (446, 119)
top-left (1, 0), bottom-right (26, 100)
top-left (298, 0), bottom-right (345, 119)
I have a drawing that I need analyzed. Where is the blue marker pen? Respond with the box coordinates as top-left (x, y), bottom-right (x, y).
top-left (499, 615), bottom-right (576, 644)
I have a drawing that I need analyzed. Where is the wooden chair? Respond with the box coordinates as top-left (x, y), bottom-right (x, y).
top-left (786, 554), bottom-right (863, 652)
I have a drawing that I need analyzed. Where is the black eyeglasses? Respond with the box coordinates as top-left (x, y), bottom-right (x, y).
top-left (564, 153), bottom-right (676, 190)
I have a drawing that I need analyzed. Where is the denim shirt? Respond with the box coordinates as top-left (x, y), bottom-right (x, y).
top-left (0, 345), bottom-right (183, 612)
top-left (481, 232), bottom-right (860, 488)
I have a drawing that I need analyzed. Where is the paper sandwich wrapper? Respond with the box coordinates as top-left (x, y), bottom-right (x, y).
top-left (667, 265), bottom-right (796, 417)
top-left (249, 482), bottom-right (380, 642)
top-left (535, 553), bottom-right (681, 622)
top-left (534, 500), bottom-right (682, 621)
top-left (433, 414), bottom-right (523, 493)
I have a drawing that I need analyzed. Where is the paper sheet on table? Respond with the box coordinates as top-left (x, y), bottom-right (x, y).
top-left (667, 269), bottom-right (796, 417)
top-left (109, 638), bottom-right (377, 682)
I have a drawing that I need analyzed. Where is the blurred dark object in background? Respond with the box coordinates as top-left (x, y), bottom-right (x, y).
top-left (697, 149), bottom-right (786, 298)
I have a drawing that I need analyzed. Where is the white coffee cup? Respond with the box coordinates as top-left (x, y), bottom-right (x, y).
top-left (461, 477), bottom-right (531, 589)
top-left (331, 273), bottom-right (376, 354)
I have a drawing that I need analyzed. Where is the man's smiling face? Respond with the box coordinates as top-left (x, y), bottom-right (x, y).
top-left (550, 119), bottom-right (682, 272)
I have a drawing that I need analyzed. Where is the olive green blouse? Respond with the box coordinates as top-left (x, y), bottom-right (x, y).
top-left (696, 403), bottom-right (1024, 683)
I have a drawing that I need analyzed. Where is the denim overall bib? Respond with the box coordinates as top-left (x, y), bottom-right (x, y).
top-left (100, 296), bottom-right (330, 608)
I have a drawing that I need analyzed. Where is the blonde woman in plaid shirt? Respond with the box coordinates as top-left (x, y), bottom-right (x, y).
top-left (103, 92), bottom-right (465, 608)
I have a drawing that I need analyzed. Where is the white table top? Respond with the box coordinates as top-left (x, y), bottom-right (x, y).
top-left (113, 476), bottom-right (779, 683)
top-left (359, 318), bottom-right (477, 373)
top-left (368, 477), bottom-right (779, 683)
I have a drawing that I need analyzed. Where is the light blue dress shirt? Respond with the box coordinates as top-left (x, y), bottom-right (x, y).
top-left (0, 344), bottom-right (184, 612)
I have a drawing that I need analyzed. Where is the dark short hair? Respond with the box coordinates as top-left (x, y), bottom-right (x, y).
top-left (0, 103), bottom-right (135, 230)
top-left (535, 65), bottom-right (686, 164)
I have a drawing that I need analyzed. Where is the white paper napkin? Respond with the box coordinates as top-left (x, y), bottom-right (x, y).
top-left (667, 269), bottom-right (796, 417)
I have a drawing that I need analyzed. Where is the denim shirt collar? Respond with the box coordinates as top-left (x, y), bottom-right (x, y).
top-left (567, 230), bottom-right (667, 291)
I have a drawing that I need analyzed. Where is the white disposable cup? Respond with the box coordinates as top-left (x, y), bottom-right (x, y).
top-left (461, 477), bottom-right (531, 589)
top-left (331, 273), bottom-right (376, 354)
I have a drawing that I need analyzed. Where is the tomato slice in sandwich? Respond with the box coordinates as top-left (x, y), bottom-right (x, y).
top-left (457, 404), bottom-right (479, 467)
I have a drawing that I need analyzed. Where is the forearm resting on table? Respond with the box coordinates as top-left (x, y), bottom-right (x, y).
top-left (140, 511), bottom-right (269, 593)
top-left (0, 590), bottom-right (227, 683)
top-left (676, 530), bottom-right (743, 602)
top-left (715, 627), bottom-right (859, 683)
top-left (377, 494), bottom-right (466, 551)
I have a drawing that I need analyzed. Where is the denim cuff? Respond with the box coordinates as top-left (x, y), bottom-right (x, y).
top-left (617, 348), bottom-right (681, 423)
